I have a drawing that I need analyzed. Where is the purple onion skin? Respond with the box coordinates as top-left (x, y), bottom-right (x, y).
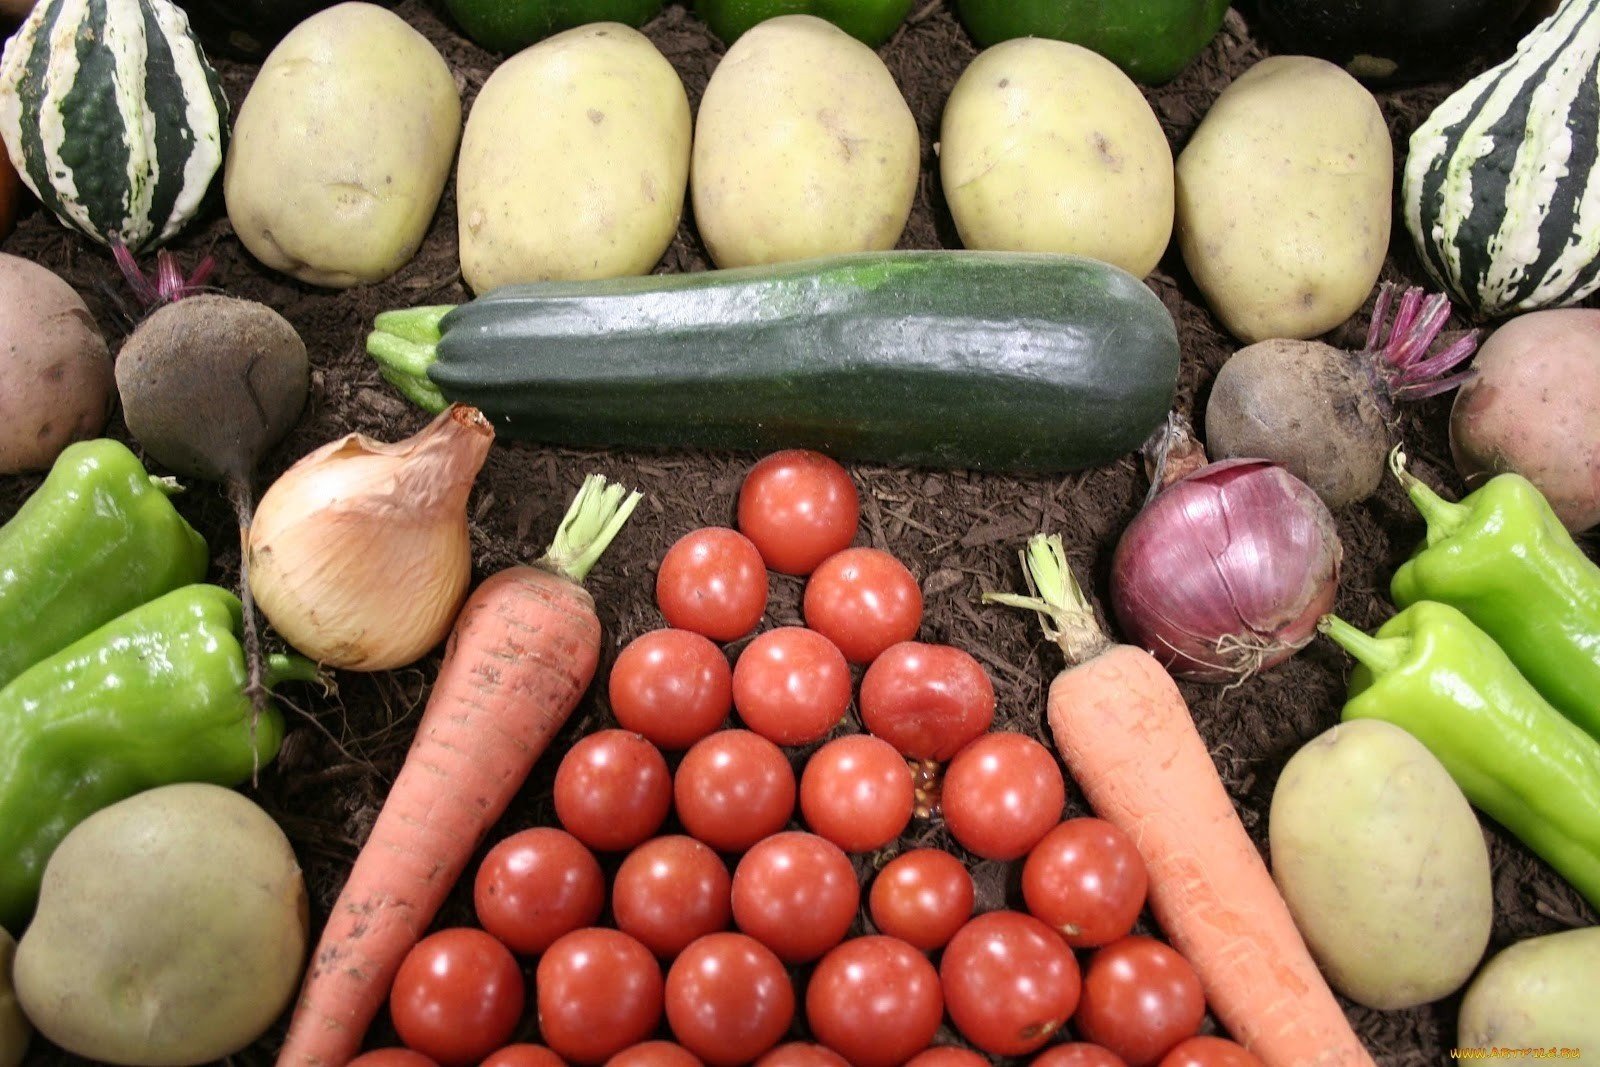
top-left (1110, 459), bottom-right (1343, 684)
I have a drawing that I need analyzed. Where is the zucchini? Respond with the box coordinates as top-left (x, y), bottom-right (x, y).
top-left (367, 251), bottom-right (1181, 472)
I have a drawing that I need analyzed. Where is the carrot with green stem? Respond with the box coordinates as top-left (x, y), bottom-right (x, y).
top-left (986, 534), bottom-right (1374, 1067)
top-left (276, 474), bottom-right (642, 1067)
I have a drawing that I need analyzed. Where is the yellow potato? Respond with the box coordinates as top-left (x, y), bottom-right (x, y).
top-left (458, 23), bottom-right (691, 292)
top-left (225, 2), bottom-right (461, 289)
top-left (940, 39), bottom-right (1174, 279)
top-left (691, 15), bottom-right (919, 269)
top-left (1458, 927), bottom-right (1600, 1063)
top-left (1176, 55), bottom-right (1391, 342)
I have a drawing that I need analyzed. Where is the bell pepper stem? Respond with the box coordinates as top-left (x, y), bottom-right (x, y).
top-left (1389, 447), bottom-right (1469, 542)
top-left (1318, 614), bottom-right (1405, 675)
top-left (264, 653), bottom-right (322, 690)
top-left (983, 533), bottom-right (1112, 666)
top-left (538, 474), bottom-right (645, 584)
top-left (367, 306), bottom-right (456, 415)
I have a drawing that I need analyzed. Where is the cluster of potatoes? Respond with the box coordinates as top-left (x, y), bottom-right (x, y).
top-left (221, 1), bottom-right (1393, 345)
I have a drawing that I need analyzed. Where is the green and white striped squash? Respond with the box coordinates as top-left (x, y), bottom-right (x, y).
top-left (1403, 0), bottom-right (1600, 319)
top-left (0, 0), bottom-right (228, 252)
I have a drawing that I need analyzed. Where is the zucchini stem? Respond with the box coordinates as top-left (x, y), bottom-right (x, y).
top-left (367, 306), bottom-right (456, 414)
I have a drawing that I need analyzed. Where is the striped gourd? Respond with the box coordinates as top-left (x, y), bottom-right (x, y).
top-left (1403, 0), bottom-right (1600, 319)
top-left (0, 0), bottom-right (228, 252)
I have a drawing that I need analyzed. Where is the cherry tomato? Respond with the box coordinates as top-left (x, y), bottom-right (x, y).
top-left (867, 848), bottom-right (974, 951)
top-left (858, 642), bottom-right (995, 761)
top-left (474, 827), bottom-right (604, 955)
top-left (605, 1042), bottom-right (706, 1067)
top-left (941, 732), bottom-right (1065, 861)
top-left (613, 835), bottom-right (733, 959)
top-left (737, 450), bottom-right (859, 576)
top-left (799, 734), bottom-right (914, 853)
top-left (905, 1050), bottom-right (989, 1067)
top-left (554, 729), bottom-right (673, 852)
top-left (940, 911), bottom-right (1081, 1058)
top-left (802, 548), bottom-right (923, 664)
top-left (347, 1051), bottom-right (440, 1067)
top-left (674, 729), bottom-right (796, 853)
top-left (805, 935), bottom-right (944, 1067)
top-left (1022, 818), bottom-right (1148, 949)
top-left (481, 1047), bottom-right (568, 1067)
top-left (537, 928), bottom-right (664, 1064)
top-left (731, 831), bottom-right (859, 963)
top-left (657, 527), bottom-right (769, 642)
top-left (754, 1043), bottom-right (852, 1067)
top-left (665, 932), bottom-right (796, 1067)
top-left (610, 629), bottom-right (733, 750)
top-left (731, 627), bottom-right (852, 745)
top-left (1033, 1044), bottom-right (1131, 1067)
top-left (1158, 1037), bottom-right (1265, 1067)
top-left (1075, 936), bottom-right (1205, 1067)
top-left (389, 928), bottom-right (525, 1067)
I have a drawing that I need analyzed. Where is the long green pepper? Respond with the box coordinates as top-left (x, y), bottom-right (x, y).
top-left (0, 584), bottom-right (317, 931)
top-left (1320, 602), bottom-right (1600, 914)
top-left (1388, 450), bottom-right (1600, 742)
top-left (0, 439), bottom-right (208, 690)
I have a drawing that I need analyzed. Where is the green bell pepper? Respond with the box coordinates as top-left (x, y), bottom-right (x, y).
top-left (1388, 451), bottom-right (1600, 744)
top-left (695, 0), bottom-right (915, 47)
top-left (1320, 603), bottom-right (1600, 915)
top-left (953, 0), bottom-right (1232, 84)
top-left (442, 0), bottom-right (665, 53)
top-left (0, 584), bottom-right (316, 931)
top-left (0, 439), bottom-right (209, 692)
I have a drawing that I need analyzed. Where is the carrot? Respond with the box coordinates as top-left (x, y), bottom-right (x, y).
top-left (275, 474), bottom-right (641, 1067)
top-left (987, 534), bottom-right (1375, 1067)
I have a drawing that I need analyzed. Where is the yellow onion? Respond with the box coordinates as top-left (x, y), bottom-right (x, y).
top-left (247, 404), bottom-right (494, 671)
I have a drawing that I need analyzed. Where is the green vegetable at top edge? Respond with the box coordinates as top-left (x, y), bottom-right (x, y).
top-left (442, 0), bottom-right (664, 53)
top-left (695, 0), bottom-right (915, 47)
top-left (953, 0), bottom-right (1232, 84)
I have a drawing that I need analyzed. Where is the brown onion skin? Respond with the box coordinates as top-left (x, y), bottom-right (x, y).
top-left (1110, 459), bottom-right (1342, 683)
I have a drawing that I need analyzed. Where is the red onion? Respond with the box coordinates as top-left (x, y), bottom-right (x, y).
top-left (1110, 454), bottom-right (1342, 684)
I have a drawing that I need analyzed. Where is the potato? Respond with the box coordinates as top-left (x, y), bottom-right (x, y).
top-left (458, 23), bottom-right (690, 292)
top-left (225, 1), bottom-right (461, 289)
top-left (940, 39), bottom-right (1174, 278)
top-left (691, 14), bottom-right (919, 268)
top-left (0, 929), bottom-right (27, 1067)
top-left (1458, 927), bottom-right (1600, 1062)
top-left (1175, 56), bottom-right (1391, 343)
top-left (1450, 308), bottom-right (1600, 534)
top-left (14, 784), bottom-right (308, 1066)
top-left (0, 253), bottom-right (111, 474)
top-left (1269, 719), bottom-right (1492, 1010)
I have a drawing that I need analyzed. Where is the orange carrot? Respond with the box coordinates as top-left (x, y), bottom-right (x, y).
top-left (987, 534), bottom-right (1375, 1067)
top-left (276, 474), bottom-right (641, 1067)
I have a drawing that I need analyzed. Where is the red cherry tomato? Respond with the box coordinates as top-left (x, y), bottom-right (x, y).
top-left (389, 928), bottom-right (524, 1067)
top-left (1158, 1037), bottom-right (1265, 1067)
top-left (674, 729), bottom-right (796, 853)
top-left (482, 1047), bottom-right (568, 1067)
top-left (605, 1042), bottom-right (706, 1067)
top-left (799, 734), bottom-right (914, 853)
top-left (1033, 1044), bottom-right (1131, 1067)
top-left (867, 848), bottom-right (974, 951)
top-left (941, 732), bottom-right (1065, 861)
top-left (1075, 936), bottom-right (1205, 1067)
top-left (610, 629), bottom-right (733, 750)
top-left (1022, 818), bottom-right (1148, 949)
top-left (905, 1050), bottom-right (989, 1067)
top-left (665, 932), bottom-right (796, 1067)
top-left (613, 835), bottom-right (733, 959)
top-left (348, 1051), bottom-right (440, 1067)
top-left (754, 1043), bottom-right (852, 1067)
top-left (732, 627), bottom-right (852, 746)
top-left (731, 831), bottom-right (859, 963)
top-left (657, 527), bottom-right (769, 642)
top-left (537, 928), bottom-right (664, 1065)
top-left (858, 642), bottom-right (995, 762)
top-left (737, 450), bottom-right (859, 576)
top-left (805, 935), bottom-right (944, 1067)
top-left (554, 729), bottom-right (673, 852)
top-left (802, 548), bottom-right (923, 664)
top-left (474, 827), bottom-right (604, 956)
top-left (940, 911), bottom-right (1081, 1057)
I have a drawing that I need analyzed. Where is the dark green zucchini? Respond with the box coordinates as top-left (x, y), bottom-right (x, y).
top-left (367, 251), bottom-right (1181, 473)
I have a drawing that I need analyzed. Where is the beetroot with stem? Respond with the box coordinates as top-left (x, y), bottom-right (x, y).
top-left (1203, 284), bottom-right (1480, 508)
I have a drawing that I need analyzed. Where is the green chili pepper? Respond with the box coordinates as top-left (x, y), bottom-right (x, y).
top-left (0, 584), bottom-right (317, 931)
top-left (1320, 603), bottom-right (1600, 914)
top-left (952, 0), bottom-right (1232, 84)
top-left (1388, 450), bottom-right (1600, 743)
top-left (441, 0), bottom-right (664, 53)
top-left (0, 439), bottom-right (209, 691)
top-left (695, 0), bottom-right (915, 46)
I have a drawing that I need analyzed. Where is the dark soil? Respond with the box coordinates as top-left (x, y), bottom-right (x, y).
top-left (4, 2), bottom-right (1595, 1064)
